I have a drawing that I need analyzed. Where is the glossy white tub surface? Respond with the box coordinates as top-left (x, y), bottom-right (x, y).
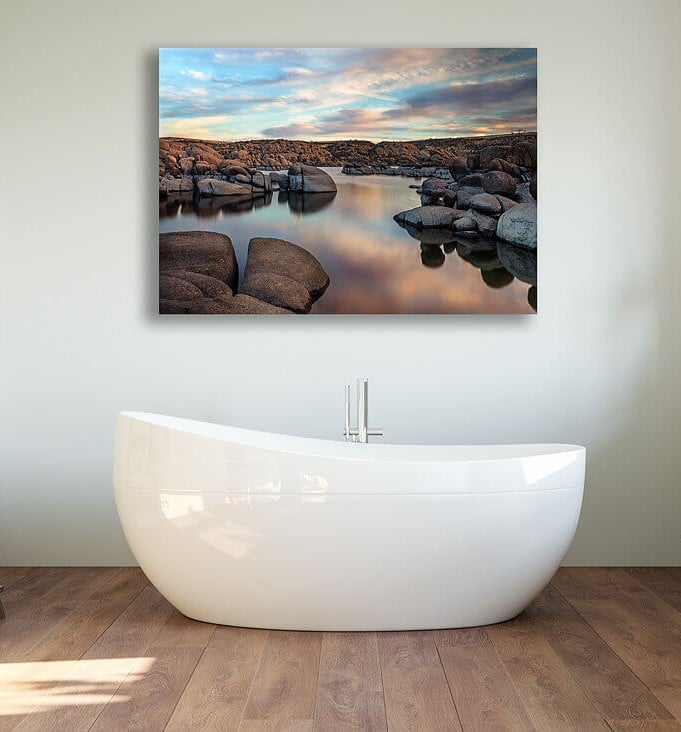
top-left (114, 412), bottom-right (585, 631)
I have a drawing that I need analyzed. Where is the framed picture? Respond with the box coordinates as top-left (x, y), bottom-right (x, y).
top-left (159, 48), bottom-right (537, 314)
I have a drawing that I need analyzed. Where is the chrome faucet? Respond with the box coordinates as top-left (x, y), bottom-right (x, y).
top-left (343, 378), bottom-right (383, 443)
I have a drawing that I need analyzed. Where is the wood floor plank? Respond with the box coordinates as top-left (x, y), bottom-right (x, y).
top-left (22, 567), bottom-right (148, 663)
top-left (3, 567), bottom-right (681, 730)
top-left (0, 566), bottom-right (69, 601)
top-left (378, 631), bottom-right (444, 669)
top-left (83, 583), bottom-right (174, 659)
top-left (558, 595), bottom-right (681, 720)
top-left (431, 627), bottom-right (489, 648)
top-left (439, 636), bottom-right (535, 730)
top-left (0, 567), bottom-right (74, 627)
top-left (0, 567), bottom-right (120, 663)
top-left (554, 567), bottom-right (681, 719)
top-left (488, 611), bottom-right (609, 730)
top-left (314, 632), bottom-right (386, 731)
top-left (553, 566), bottom-right (612, 600)
top-left (239, 630), bottom-right (321, 729)
top-left (0, 569), bottom-right (149, 729)
top-left (627, 568), bottom-right (681, 614)
top-left (152, 607), bottom-right (216, 648)
top-left (555, 569), bottom-right (681, 651)
top-left (166, 627), bottom-right (266, 731)
top-left (13, 584), bottom-right (174, 731)
top-left (0, 567), bottom-right (34, 590)
top-left (378, 631), bottom-right (462, 731)
top-left (89, 645), bottom-right (203, 731)
top-left (607, 721), bottom-right (681, 730)
top-left (534, 583), bottom-right (673, 720)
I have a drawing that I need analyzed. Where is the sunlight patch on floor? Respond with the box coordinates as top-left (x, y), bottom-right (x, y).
top-left (0, 657), bottom-right (155, 715)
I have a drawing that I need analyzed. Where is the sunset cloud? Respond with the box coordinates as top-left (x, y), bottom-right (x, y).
top-left (159, 48), bottom-right (537, 142)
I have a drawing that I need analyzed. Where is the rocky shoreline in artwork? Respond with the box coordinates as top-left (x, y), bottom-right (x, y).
top-left (387, 137), bottom-right (538, 309)
top-left (160, 132), bottom-right (535, 173)
top-left (159, 133), bottom-right (536, 193)
top-left (159, 132), bottom-right (537, 313)
top-left (394, 168), bottom-right (537, 248)
top-left (391, 173), bottom-right (538, 309)
top-left (160, 231), bottom-right (329, 314)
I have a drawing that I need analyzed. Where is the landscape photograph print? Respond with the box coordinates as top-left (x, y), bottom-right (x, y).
top-left (159, 48), bottom-right (537, 315)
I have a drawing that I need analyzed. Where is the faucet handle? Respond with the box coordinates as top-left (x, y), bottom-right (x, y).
top-left (343, 384), bottom-right (359, 441)
top-left (344, 384), bottom-right (350, 438)
top-left (367, 428), bottom-right (383, 437)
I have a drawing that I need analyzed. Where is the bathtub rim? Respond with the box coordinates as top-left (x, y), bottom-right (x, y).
top-left (117, 411), bottom-right (586, 463)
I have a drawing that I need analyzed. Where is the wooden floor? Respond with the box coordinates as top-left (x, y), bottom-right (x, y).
top-left (0, 569), bottom-right (680, 731)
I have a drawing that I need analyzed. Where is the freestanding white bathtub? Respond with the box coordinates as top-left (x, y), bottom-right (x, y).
top-left (114, 412), bottom-right (585, 631)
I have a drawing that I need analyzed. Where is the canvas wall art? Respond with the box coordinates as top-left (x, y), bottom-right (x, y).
top-left (159, 48), bottom-right (537, 314)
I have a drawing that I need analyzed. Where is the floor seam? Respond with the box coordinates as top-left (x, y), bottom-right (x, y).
top-left (162, 643), bottom-right (209, 731)
top-left (237, 629), bottom-right (269, 728)
top-left (435, 643), bottom-right (465, 731)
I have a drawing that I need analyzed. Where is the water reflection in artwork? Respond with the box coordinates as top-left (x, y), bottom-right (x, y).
top-left (160, 169), bottom-right (536, 314)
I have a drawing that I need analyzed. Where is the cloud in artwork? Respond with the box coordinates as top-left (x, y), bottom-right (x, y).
top-left (396, 76), bottom-right (537, 115)
top-left (180, 69), bottom-right (210, 81)
top-left (159, 47), bottom-right (537, 141)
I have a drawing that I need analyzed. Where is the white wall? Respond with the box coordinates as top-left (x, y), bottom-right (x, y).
top-left (1, 0), bottom-right (680, 566)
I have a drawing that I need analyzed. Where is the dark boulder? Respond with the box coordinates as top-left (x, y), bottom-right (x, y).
top-left (453, 216), bottom-right (477, 232)
top-left (496, 202), bottom-right (537, 248)
top-left (482, 171), bottom-right (517, 197)
top-left (458, 173), bottom-right (484, 188)
top-left (287, 190), bottom-right (336, 214)
top-left (288, 164), bottom-right (337, 193)
top-left (197, 179), bottom-right (254, 197)
top-left (467, 153), bottom-right (480, 171)
top-left (494, 195), bottom-right (518, 212)
top-left (398, 222), bottom-right (457, 246)
top-left (421, 177), bottom-right (447, 196)
top-left (420, 244), bottom-right (446, 268)
top-left (457, 239), bottom-right (501, 270)
top-left (469, 193), bottom-right (503, 216)
top-left (448, 157), bottom-right (469, 176)
top-left (456, 190), bottom-right (472, 209)
top-left (487, 158), bottom-right (523, 178)
top-left (394, 206), bottom-right (467, 229)
top-left (511, 141), bottom-right (537, 168)
top-left (513, 184), bottom-right (534, 204)
top-left (481, 268), bottom-right (514, 289)
top-left (497, 240), bottom-right (537, 285)
top-left (159, 294), bottom-right (290, 315)
top-left (159, 274), bottom-right (204, 302)
top-left (240, 237), bottom-right (330, 313)
top-left (528, 286), bottom-right (537, 310)
top-left (480, 145), bottom-right (511, 168)
top-left (159, 231), bottom-right (238, 290)
top-left (469, 209), bottom-right (499, 237)
top-left (270, 171), bottom-right (289, 190)
top-left (443, 189), bottom-right (457, 207)
top-left (159, 271), bottom-right (234, 303)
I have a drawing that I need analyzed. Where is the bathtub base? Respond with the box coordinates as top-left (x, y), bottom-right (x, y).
top-left (120, 490), bottom-right (583, 631)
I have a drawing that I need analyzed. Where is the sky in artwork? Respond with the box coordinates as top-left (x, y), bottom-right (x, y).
top-left (159, 47), bottom-right (537, 142)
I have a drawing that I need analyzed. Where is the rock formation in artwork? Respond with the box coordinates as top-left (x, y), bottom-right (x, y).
top-left (159, 231), bottom-right (329, 315)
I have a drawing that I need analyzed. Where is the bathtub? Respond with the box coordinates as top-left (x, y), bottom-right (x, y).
top-left (114, 412), bottom-right (585, 631)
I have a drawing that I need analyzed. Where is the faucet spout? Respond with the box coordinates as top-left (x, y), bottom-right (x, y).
top-left (343, 378), bottom-right (383, 444)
